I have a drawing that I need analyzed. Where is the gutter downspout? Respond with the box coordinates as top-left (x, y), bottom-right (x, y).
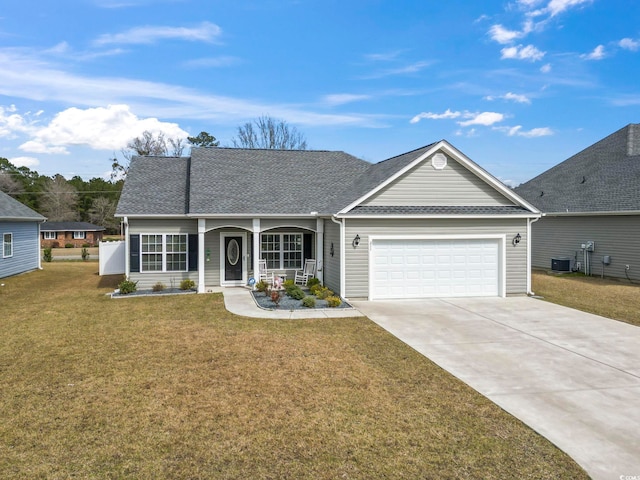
top-left (330, 215), bottom-right (346, 299)
top-left (37, 219), bottom-right (45, 270)
top-left (527, 214), bottom-right (541, 296)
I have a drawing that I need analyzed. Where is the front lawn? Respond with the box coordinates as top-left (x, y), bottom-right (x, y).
top-left (532, 270), bottom-right (640, 326)
top-left (0, 263), bottom-right (588, 479)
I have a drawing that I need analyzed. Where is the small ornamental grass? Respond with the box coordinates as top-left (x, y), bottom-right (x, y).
top-left (152, 282), bottom-right (166, 292)
top-left (301, 295), bottom-right (316, 308)
top-left (180, 279), bottom-right (196, 290)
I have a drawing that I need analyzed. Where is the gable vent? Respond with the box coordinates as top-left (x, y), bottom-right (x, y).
top-left (431, 153), bottom-right (447, 170)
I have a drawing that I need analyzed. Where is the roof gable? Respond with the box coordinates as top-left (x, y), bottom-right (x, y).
top-left (0, 191), bottom-right (45, 221)
top-left (340, 141), bottom-right (538, 214)
top-left (515, 124), bottom-right (640, 213)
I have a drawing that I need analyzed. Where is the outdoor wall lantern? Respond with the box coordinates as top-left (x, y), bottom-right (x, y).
top-left (512, 233), bottom-right (522, 246)
top-left (206, 248), bottom-right (211, 262)
top-left (330, 242), bottom-right (334, 257)
top-left (352, 234), bottom-right (361, 248)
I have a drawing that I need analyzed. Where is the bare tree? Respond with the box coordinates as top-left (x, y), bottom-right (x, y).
top-left (231, 116), bottom-right (307, 150)
top-left (40, 175), bottom-right (78, 221)
top-left (89, 196), bottom-right (117, 230)
top-left (0, 171), bottom-right (21, 195)
top-left (111, 130), bottom-right (186, 179)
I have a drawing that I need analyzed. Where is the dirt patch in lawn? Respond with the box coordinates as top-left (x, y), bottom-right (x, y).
top-left (0, 263), bottom-right (589, 479)
top-left (532, 269), bottom-right (640, 326)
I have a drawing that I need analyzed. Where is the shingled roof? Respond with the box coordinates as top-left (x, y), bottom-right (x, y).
top-left (0, 190), bottom-right (45, 221)
top-left (41, 221), bottom-right (105, 231)
top-left (515, 124), bottom-right (640, 213)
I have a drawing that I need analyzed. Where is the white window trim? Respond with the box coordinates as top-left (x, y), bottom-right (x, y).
top-left (44, 231), bottom-right (57, 240)
top-left (140, 233), bottom-right (189, 273)
top-left (73, 231), bottom-right (86, 239)
top-left (260, 232), bottom-right (303, 270)
top-left (3, 232), bottom-right (13, 258)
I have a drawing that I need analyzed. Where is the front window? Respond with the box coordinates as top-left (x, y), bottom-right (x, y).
top-left (73, 231), bottom-right (86, 239)
top-left (261, 233), bottom-right (302, 269)
top-left (43, 231), bottom-right (56, 240)
top-left (141, 234), bottom-right (187, 272)
top-left (3, 233), bottom-right (12, 258)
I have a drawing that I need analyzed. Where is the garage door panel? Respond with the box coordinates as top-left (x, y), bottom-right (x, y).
top-left (372, 238), bottom-right (500, 299)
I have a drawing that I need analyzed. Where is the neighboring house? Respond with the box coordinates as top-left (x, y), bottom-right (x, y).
top-left (0, 190), bottom-right (46, 279)
top-left (40, 222), bottom-right (105, 248)
top-left (115, 140), bottom-right (540, 299)
top-left (515, 123), bottom-right (640, 281)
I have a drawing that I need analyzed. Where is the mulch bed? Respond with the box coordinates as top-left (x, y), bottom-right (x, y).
top-left (250, 290), bottom-right (352, 310)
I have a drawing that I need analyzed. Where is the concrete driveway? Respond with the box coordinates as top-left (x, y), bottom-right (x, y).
top-left (351, 296), bottom-right (640, 480)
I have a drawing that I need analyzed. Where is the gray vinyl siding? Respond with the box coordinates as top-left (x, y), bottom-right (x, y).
top-left (0, 221), bottom-right (40, 278)
top-left (261, 218), bottom-right (316, 231)
top-left (322, 219), bottom-right (341, 293)
top-left (531, 215), bottom-right (640, 281)
top-left (343, 218), bottom-right (529, 299)
top-left (127, 218), bottom-right (198, 289)
top-left (363, 155), bottom-right (514, 207)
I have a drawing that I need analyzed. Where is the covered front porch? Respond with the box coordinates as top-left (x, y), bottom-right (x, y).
top-left (196, 217), bottom-right (325, 293)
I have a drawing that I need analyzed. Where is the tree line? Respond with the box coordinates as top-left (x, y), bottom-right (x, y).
top-left (0, 117), bottom-right (308, 233)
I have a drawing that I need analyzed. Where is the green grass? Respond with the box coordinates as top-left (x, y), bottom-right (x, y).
top-left (533, 270), bottom-right (640, 326)
top-left (0, 263), bottom-right (588, 479)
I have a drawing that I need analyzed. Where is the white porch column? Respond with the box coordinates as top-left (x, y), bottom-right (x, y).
top-left (252, 219), bottom-right (260, 284)
top-left (123, 217), bottom-right (130, 278)
top-left (316, 217), bottom-right (324, 284)
top-left (198, 218), bottom-right (206, 293)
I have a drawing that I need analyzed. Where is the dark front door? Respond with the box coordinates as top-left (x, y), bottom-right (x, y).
top-left (224, 236), bottom-right (243, 282)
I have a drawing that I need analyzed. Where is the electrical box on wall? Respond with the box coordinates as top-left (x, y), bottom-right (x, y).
top-left (586, 241), bottom-right (595, 252)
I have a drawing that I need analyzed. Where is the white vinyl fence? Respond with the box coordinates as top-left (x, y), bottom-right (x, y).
top-left (99, 240), bottom-right (125, 275)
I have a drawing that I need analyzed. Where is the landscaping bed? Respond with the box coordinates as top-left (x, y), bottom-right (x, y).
top-left (250, 289), bottom-right (352, 310)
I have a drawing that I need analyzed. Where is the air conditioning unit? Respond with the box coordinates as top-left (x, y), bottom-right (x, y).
top-left (551, 257), bottom-right (571, 272)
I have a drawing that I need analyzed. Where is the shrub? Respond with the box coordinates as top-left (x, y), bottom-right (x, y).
top-left (286, 286), bottom-right (305, 300)
top-left (301, 296), bottom-right (316, 308)
top-left (81, 247), bottom-right (90, 261)
top-left (51, 241), bottom-right (60, 248)
top-left (152, 282), bottom-right (166, 292)
top-left (255, 280), bottom-right (269, 293)
top-left (43, 247), bottom-right (53, 263)
top-left (307, 277), bottom-right (321, 288)
top-left (325, 296), bottom-right (342, 308)
top-left (315, 286), bottom-right (334, 300)
top-left (82, 243), bottom-right (91, 248)
top-left (180, 279), bottom-right (196, 290)
top-left (65, 243), bottom-right (74, 248)
top-left (283, 278), bottom-right (295, 288)
top-left (309, 284), bottom-right (322, 296)
top-left (118, 279), bottom-right (138, 295)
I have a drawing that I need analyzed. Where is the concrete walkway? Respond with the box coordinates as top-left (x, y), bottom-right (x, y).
top-left (351, 297), bottom-right (640, 480)
top-left (221, 287), bottom-right (364, 319)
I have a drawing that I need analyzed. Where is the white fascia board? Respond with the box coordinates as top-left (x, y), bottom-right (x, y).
top-left (338, 140), bottom-right (540, 215)
top-left (186, 213), bottom-right (319, 218)
top-left (116, 214), bottom-right (188, 219)
top-left (543, 210), bottom-right (640, 217)
top-left (335, 213), bottom-right (541, 220)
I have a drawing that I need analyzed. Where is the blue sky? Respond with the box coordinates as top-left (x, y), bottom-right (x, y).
top-left (0, 0), bottom-right (638, 185)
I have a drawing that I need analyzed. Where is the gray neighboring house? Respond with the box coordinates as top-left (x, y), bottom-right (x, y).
top-left (116, 140), bottom-right (540, 299)
top-left (515, 123), bottom-right (640, 281)
top-left (0, 190), bottom-right (46, 278)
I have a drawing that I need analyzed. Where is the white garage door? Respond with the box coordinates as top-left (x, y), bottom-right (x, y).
top-left (371, 238), bottom-right (500, 299)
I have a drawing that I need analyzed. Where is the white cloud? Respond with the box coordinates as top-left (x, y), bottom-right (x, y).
top-left (364, 51), bottom-right (404, 62)
top-left (488, 21), bottom-right (534, 44)
top-left (18, 105), bottom-right (189, 154)
top-left (0, 105), bottom-right (39, 138)
top-left (93, 21), bottom-right (222, 46)
top-left (546, 0), bottom-right (593, 17)
top-left (619, 38), bottom-right (640, 52)
top-left (182, 56), bottom-right (241, 68)
top-left (500, 44), bottom-right (545, 61)
top-left (0, 48), bottom-right (381, 128)
top-left (540, 63), bottom-right (552, 73)
top-left (323, 94), bottom-right (371, 107)
top-left (498, 125), bottom-right (553, 137)
top-left (9, 156), bottom-right (39, 168)
top-left (458, 112), bottom-right (505, 127)
top-left (361, 60), bottom-right (432, 79)
top-left (485, 92), bottom-right (531, 104)
top-left (581, 44), bottom-right (605, 60)
top-left (410, 109), bottom-right (461, 123)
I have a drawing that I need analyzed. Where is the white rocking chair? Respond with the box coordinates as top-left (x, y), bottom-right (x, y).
top-left (257, 259), bottom-right (274, 285)
top-left (294, 259), bottom-right (316, 286)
